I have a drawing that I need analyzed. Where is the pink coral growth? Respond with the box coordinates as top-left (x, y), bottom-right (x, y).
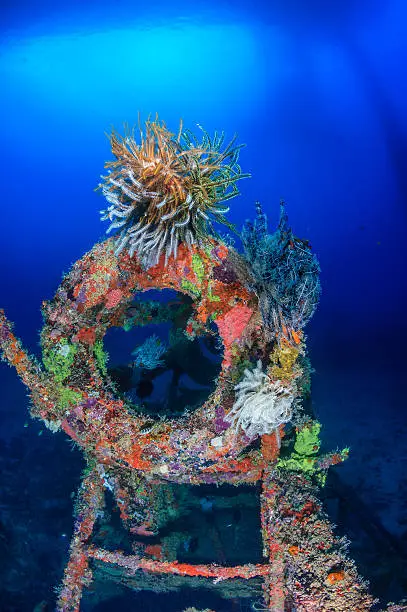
top-left (105, 289), bottom-right (123, 309)
top-left (216, 304), bottom-right (253, 367)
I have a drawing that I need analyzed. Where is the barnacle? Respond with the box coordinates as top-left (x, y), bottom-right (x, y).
top-left (99, 116), bottom-right (249, 268)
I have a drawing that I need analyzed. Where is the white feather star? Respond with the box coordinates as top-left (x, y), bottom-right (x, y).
top-left (225, 360), bottom-right (294, 443)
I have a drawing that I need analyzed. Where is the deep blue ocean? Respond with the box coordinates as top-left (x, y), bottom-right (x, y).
top-left (0, 0), bottom-right (406, 610)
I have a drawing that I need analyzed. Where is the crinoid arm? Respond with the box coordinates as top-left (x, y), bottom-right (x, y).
top-left (98, 117), bottom-right (250, 268)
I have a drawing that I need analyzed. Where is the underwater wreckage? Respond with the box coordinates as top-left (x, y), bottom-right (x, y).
top-left (0, 117), bottom-right (404, 611)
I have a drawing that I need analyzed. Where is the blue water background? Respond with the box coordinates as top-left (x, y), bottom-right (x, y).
top-left (0, 0), bottom-right (406, 607)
